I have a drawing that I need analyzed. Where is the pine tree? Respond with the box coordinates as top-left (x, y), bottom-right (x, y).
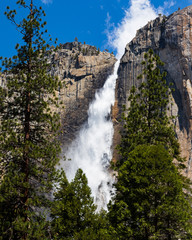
top-left (108, 50), bottom-right (192, 239)
top-left (0, 1), bottom-right (61, 239)
top-left (117, 49), bottom-right (181, 168)
top-left (51, 169), bottom-right (112, 240)
top-left (108, 145), bottom-right (192, 240)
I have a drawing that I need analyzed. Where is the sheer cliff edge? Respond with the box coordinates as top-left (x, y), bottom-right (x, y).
top-left (114, 5), bottom-right (192, 177)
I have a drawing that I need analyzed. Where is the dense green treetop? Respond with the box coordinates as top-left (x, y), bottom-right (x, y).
top-left (51, 168), bottom-right (113, 240)
top-left (108, 144), bottom-right (192, 240)
top-left (0, 1), bottom-right (62, 239)
top-left (109, 50), bottom-right (192, 240)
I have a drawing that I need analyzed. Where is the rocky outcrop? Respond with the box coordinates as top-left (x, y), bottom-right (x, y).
top-left (115, 5), bottom-right (192, 177)
top-left (0, 42), bottom-right (116, 150)
top-left (50, 42), bottom-right (116, 148)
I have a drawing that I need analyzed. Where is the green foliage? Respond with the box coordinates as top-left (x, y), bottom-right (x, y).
top-left (0, 1), bottom-right (61, 239)
top-left (51, 169), bottom-right (113, 240)
top-left (109, 50), bottom-right (192, 239)
top-left (108, 145), bottom-right (192, 240)
top-left (117, 49), bottom-right (181, 168)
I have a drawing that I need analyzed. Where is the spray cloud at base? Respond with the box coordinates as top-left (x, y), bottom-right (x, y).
top-left (62, 0), bottom-right (158, 210)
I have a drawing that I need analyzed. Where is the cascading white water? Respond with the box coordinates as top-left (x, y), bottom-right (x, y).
top-left (64, 61), bottom-right (119, 210)
top-left (62, 0), bottom-right (158, 209)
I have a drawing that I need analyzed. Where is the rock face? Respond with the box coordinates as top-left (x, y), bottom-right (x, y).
top-left (50, 42), bottom-right (116, 148)
top-left (115, 5), bottom-right (192, 177)
top-left (0, 42), bottom-right (116, 150)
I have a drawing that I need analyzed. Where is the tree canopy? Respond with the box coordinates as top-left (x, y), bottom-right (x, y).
top-left (109, 50), bottom-right (192, 239)
top-left (108, 144), bottom-right (192, 239)
top-left (0, 1), bottom-right (61, 239)
top-left (51, 169), bottom-right (113, 240)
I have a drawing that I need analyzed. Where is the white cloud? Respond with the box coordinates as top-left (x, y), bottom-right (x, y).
top-left (165, 0), bottom-right (175, 8)
top-left (106, 0), bottom-right (157, 58)
top-left (157, 0), bottom-right (176, 15)
top-left (41, 0), bottom-right (52, 4)
top-left (105, 12), bottom-right (114, 30)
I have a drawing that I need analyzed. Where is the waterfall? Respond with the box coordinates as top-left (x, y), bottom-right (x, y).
top-left (64, 61), bottom-right (119, 210)
top-left (62, 0), bottom-right (158, 210)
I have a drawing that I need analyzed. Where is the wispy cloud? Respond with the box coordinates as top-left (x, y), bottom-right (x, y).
top-left (157, 0), bottom-right (176, 15)
top-left (105, 12), bottom-right (115, 33)
top-left (106, 0), bottom-right (157, 58)
top-left (41, 0), bottom-right (52, 4)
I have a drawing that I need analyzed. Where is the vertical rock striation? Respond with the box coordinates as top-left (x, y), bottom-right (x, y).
top-left (115, 5), bottom-right (192, 177)
top-left (49, 42), bottom-right (116, 149)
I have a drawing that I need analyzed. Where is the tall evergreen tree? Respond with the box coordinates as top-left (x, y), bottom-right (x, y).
top-left (108, 50), bottom-right (192, 239)
top-left (108, 145), bottom-right (192, 240)
top-left (117, 49), bottom-right (181, 168)
top-left (51, 169), bottom-right (113, 240)
top-left (0, 1), bottom-right (61, 239)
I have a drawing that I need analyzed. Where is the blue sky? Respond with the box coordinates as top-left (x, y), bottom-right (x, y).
top-left (0, 0), bottom-right (191, 58)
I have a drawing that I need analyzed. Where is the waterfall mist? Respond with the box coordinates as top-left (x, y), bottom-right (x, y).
top-left (62, 0), bottom-right (158, 210)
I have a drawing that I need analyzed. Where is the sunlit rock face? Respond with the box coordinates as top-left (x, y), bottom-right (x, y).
top-left (115, 5), bottom-right (192, 177)
top-left (50, 42), bottom-right (116, 149)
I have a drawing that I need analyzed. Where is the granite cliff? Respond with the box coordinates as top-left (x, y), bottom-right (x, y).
top-left (114, 5), bottom-right (192, 177)
top-left (49, 42), bottom-right (116, 148)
